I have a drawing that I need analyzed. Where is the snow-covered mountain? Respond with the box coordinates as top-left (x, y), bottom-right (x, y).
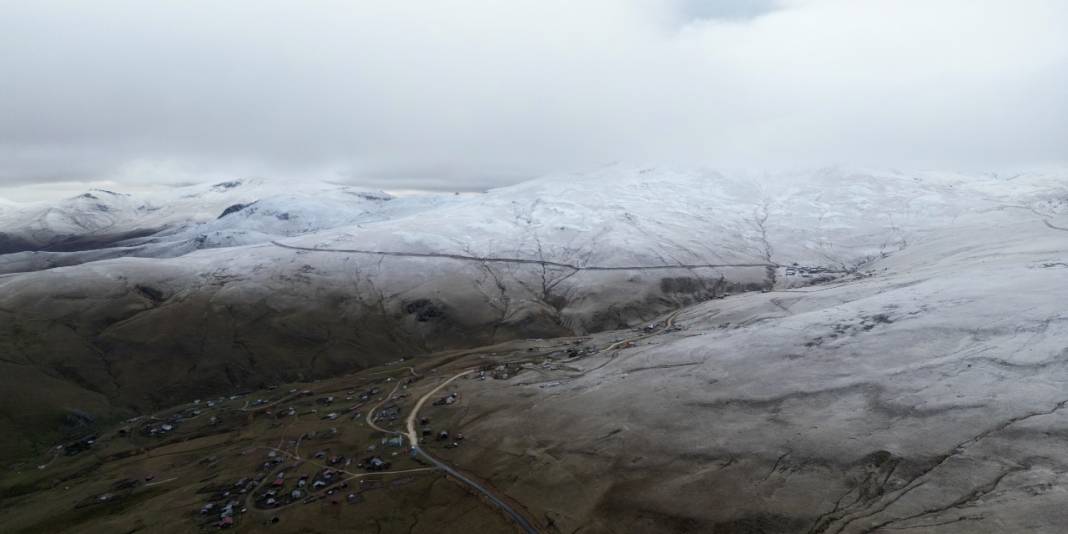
top-left (0, 178), bottom-right (460, 272)
top-left (4, 167), bottom-right (1064, 275)
top-left (430, 208), bottom-right (1068, 534)
top-left (283, 166), bottom-right (1066, 269)
top-left (0, 178), bottom-right (396, 245)
top-left (0, 166), bottom-right (1065, 459)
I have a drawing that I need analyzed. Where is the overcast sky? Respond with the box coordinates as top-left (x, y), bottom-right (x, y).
top-left (1, 0), bottom-right (1066, 200)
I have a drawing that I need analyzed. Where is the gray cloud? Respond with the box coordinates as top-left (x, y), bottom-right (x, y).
top-left (675, 0), bottom-right (783, 21)
top-left (1, 0), bottom-right (1066, 197)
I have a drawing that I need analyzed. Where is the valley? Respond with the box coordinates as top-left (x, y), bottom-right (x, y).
top-left (2, 167), bottom-right (1067, 533)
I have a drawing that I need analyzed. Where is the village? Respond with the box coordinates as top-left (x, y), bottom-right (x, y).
top-left (0, 326), bottom-right (657, 533)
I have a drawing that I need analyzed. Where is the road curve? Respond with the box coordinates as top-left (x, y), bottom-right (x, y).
top-left (404, 370), bottom-right (473, 445)
top-left (271, 240), bottom-right (776, 271)
top-left (363, 308), bottom-right (686, 533)
top-left (405, 370), bottom-right (541, 534)
top-left (366, 379), bottom-right (406, 436)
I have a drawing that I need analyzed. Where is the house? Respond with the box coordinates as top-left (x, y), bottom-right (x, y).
top-left (365, 456), bottom-right (390, 471)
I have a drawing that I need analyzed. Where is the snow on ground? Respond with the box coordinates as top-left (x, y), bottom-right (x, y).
top-left (284, 165), bottom-right (1067, 271)
top-left (457, 210), bottom-right (1068, 533)
top-left (0, 165), bottom-right (1065, 466)
top-left (3, 166), bottom-right (1065, 275)
top-left (0, 178), bottom-right (463, 272)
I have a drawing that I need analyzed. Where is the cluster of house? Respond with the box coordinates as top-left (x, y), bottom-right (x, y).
top-left (140, 420), bottom-right (178, 437)
top-left (255, 464), bottom-right (356, 509)
top-left (488, 363), bottom-right (524, 380)
top-left (373, 404), bottom-right (401, 423)
top-left (417, 417), bottom-right (465, 449)
top-left (138, 400), bottom-right (223, 437)
top-left (432, 392), bottom-right (459, 406)
top-left (361, 455), bottom-right (392, 471)
top-left (312, 450), bottom-right (350, 467)
top-left (200, 499), bottom-right (243, 529)
top-left (565, 345), bottom-right (592, 358)
top-left (197, 476), bottom-right (259, 529)
top-left (261, 386), bottom-right (376, 422)
top-left (784, 263), bottom-right (841, 278)
top-left (231, 443), bottom-right (408, 516)
top-left (439, 430), bottom-right (465, 449)
top-left (381, 435), bottom-right (405, 448)
top-left (62, 434), bottom-right (98, 456)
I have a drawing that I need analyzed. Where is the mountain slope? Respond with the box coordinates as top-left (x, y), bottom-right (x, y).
top-left (3, 198), bottom-right (1067, 532)
top-left (0, 166), bottom-right (1064, 459)
top-left (441, 213), bottom-right (1068, 533)
top-left (0, 179), bottom-right (459, 273)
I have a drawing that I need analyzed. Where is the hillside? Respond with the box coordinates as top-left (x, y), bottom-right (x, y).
top-left (2, 191), bottom-right (1067, 532)
top-left (0, 166), bottom-right (1065, 460)
top-left (0, 179), bottom-right (457, 273)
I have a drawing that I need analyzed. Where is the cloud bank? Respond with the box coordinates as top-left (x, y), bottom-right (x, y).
top-left (1, 0), bottom-right (1066, 194)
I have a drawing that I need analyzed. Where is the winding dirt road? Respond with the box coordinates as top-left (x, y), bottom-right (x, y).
top-left (357, 307), bottom-right (687, 533)
top-left (404, 369), bottom-right (540, 534)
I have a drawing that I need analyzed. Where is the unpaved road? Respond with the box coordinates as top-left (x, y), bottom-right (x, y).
top-left (390, 309), bottom-right (686, 534)
top-left (404, 369), bottom-right (540, 534)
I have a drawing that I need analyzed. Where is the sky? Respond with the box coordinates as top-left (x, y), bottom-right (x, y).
top-left (1, 0), bottom-right (1066, 200)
